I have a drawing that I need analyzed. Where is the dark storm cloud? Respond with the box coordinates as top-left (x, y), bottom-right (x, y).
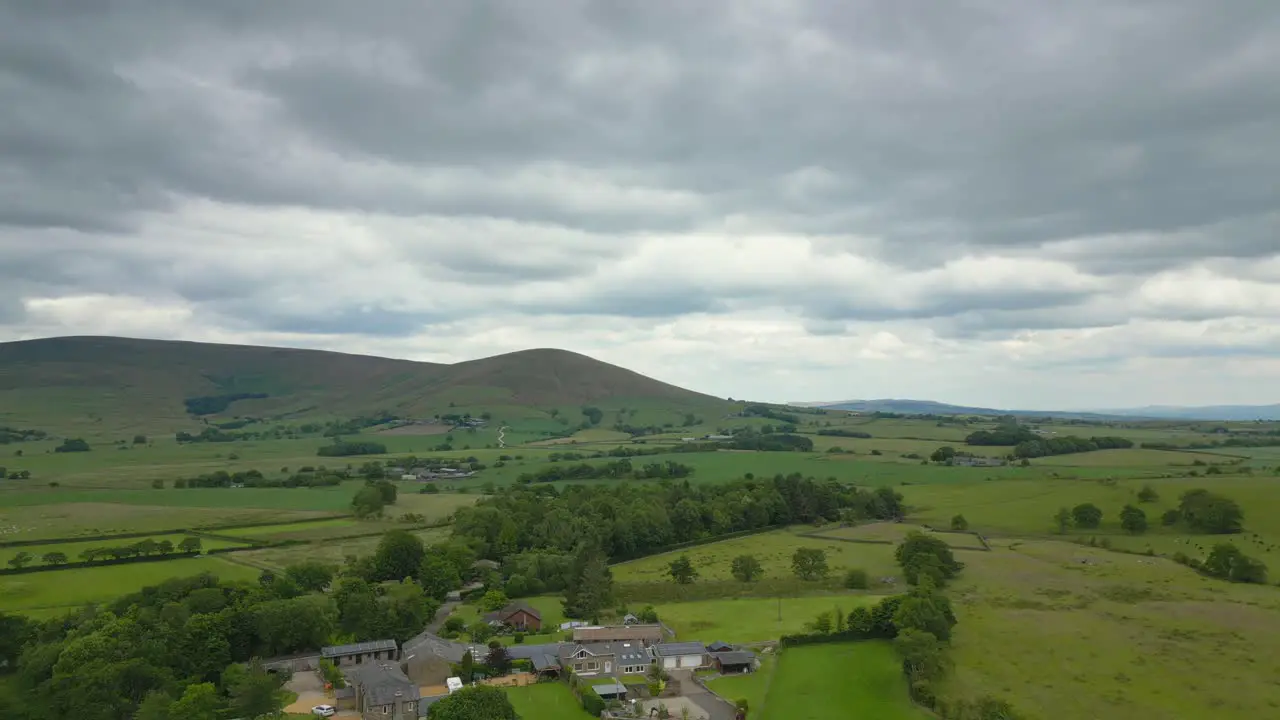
top-left (1, 0), bottom-right (1279, 340)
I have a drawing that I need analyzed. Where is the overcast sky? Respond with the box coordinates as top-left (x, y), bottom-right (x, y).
top-left (2, 1), bottom-right (1279, 409)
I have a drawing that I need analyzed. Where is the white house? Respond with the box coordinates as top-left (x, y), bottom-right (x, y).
top-left (654, 642), bottom-right (707, 670)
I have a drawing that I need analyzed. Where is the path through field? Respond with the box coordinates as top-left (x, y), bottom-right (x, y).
top-left (498, 426), bottom-right (508, 448)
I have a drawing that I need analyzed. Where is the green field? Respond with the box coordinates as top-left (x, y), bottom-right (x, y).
top-left (656, 595), bottom-right (881, 644)
top-left (0, 533), bottom-right (249, 565)
top-left (940, 539), bottom-right (1280, 720)
top-left (0, 556), bottom-right (260, 614)
top-left (706, 653), bottom-right (776, 714)
top-left (611, 528), bottom-right (903, 585)
top-left (232, 527), bottom-right (451, 571)
top-left (213, 518), bottom-right (364, 539)
top-left (504, 682), bottom-right (595, 720)
top-left (810, 522), bottom-right (988, 551)
top-left (760, 642), bottom-right (927, 720)
top-left (0, 501), bottom-right (335, 542)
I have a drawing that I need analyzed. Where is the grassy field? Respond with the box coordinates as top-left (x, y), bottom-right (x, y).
top-left (811, 522), bottom-right (988, 550)
top-left (504, 682), bottom-right (595, 720)
top-left (231, 527), bottom-right (451, 571)
top-left (213, 518), bottom-right (364, 539)
top-left (0, 556), bottom-right (260, 614)
top-left (0, 501), bottom-right (335, 542)
top-left (760, 642), bottom-right (927, 720)
top-left (611, 528), bottom-right (903, 584)
top-left (656, 595), bottom-right (881, 644)
top-left (0, 533), bottom-right (250, 565)
top-left (941, 539), bottom-right (1280, 720)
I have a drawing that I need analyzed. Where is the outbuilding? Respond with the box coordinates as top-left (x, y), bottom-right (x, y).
top-left (655, 642), bottom-right (707, 670)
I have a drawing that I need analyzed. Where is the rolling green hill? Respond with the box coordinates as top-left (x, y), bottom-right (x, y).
top-left (0, 336), bottom-right (731, 437)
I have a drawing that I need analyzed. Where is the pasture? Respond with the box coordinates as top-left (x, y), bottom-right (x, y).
top-left (0, 556), bottom-right (260, 614)
top-left (811, 522), bottom-right (988, 551)
top-left (504, 682), bottom-right (595, 720)
top-left (706, 653), bottom-right (776, 715)
top-left (0, 501), bottom-right (334, 541)
top-left (941, 539), bottom-right (1280, 720)
top-left (760, 641), bottom-right (927, 720)
top-left (610, 529), bottom-right (902, 585)
top-left (232, 526), bottom-right (451, 571)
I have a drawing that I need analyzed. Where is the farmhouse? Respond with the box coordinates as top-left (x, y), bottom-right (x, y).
top-left (573, 624), bottom-right (665, 645)
top-left (558, 641), bottom-right (651, 677)
top-left (321, 639), bottom-right (399, 667)
top-left (483, 600), bottom-right (542, 631)
top-left (341, 661), bottom-right (421, 720)
top-left (655, 642), bottom-right (708, 670)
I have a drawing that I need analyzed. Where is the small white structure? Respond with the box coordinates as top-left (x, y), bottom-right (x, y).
top-left (401, 474), bottom-right (417, 481)
top-left (446, 677), bottom-right (464, 694)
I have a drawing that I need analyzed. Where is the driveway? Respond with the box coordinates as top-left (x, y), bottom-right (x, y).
top-left (426, 600), bottom-right (460, 633)
top-left (669, 670), bottom-right (738, 720)
top-left (283, 671), bottom-right (359, 719)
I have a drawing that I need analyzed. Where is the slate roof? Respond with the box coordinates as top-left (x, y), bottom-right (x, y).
top-left (656, 642), bottom-right (706, 657)
top-left (343, 662), bottom-right (419, 707)
top-left (559, 642), bottom-right (651, 666)
top-left (483, 600), bottom-right (543, 624)
top-left (706, 641), bottom-right (734, 653)
top-left (593, 681), bottom-right (628, 697)
top-left (401, 632), bottom-right (486, 665)
top-left (531, 652), bottom-right (561, 671)
top-left (713, 651), bottom-right (755, 667)
top-left (573, 624), bottom-right (664, 643)
top-left (504, 643), bottom-right (566, 661)
top-left (321, 639), bottom-right (397, 658)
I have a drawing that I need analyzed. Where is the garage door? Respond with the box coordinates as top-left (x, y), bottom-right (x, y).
top-left (680, 655), bottom-right (701, 668)
top-left (663, 657), bottom-right (678, 670)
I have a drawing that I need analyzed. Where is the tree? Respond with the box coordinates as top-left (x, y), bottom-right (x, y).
top-left (285, 560), bottom-right (336, 592)
top-left (156, 539), bottom-right (174, 555)
top-left (7, 551), bottom-right (32, 570)
top-left (950, 514), bottom-right (969, 532)
top-left (1054, 507), bottom-right (1072, 533)
top-left (1119, 505), bottom-right (1148, 534)
top-left (1071, 503), bottom-right (1103, 529)
top-left (563, 540), bottom-right (613, 619)
top-left (373, 530), bottom-right (426, 582)
top-left (427, 684), bottom-right (518, 720)
top-left (1204, 544), bottom-right (1268, 584)
top-left (637, 605), bottom-right (660, 624)
top-left (931, 446), bottom-right (957, 463)
top-left (667, 555), bottom-right (698, 584)
top-left (486, 640), bottom-right (511, 676)
top-left (223, 659), bottom-right (287, 720)
top-left (419, 553), bottom-right (463, 600)
top-left (468, 620), bottom-right (494, 644)
top-left (1178, 489), bottom-right (1244, 534)
top-left (895, 628), bottom-right (950, 682)
top-left (458, 650), bottom-right (475, 684)
top-left (54, 438), bottom-right (90, 453)
top-left (178, 536), bottom-right (203, 554)
top-left (731, 554), bottom-right (763, 583)
top-left (333, 577), bottom-right (379, 636)
top-left (40, 551), bottom-right (67, 566)
top-left (791, 548), bottom-right (829, 580)
top-left (352, 484), bottom-right (387, 517)
top-left (479, 589), bottom-right (510, 612)
top-left (133, 434), bottom-right (148, 445)
top-left (169, 682), bottom-right (222, 720)
top-left (893, 583), bottom-right (957, 641)
top-left (895, 532), bottom-right (963, 586)
top-left (1136, 484), bottom-right (1159, 503)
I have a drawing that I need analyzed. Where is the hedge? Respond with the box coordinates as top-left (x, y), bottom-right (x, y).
top-left (0, 529), bottom-right (194, 549)
top-left (612, 524), bottom-right (786, 562)
top-left (0, 551), bottom-right (201, 576)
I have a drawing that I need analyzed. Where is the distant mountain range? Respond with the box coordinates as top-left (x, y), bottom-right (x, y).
top-left (791, 398), bottom-right (1280, 422)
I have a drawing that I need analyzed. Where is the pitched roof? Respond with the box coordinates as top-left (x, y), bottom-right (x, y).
top-left (656, 642), bottom-right (706, 657)
top-left (401, 632), bottom-right (485, 665)
top-left (505, 643), bottom-right (566, 661)
top-left (321, 639), bottom-right (397, 658)
top-left (593, 681), bottom-right (628, 697)
top-left (712, 651), bottom-right (755, 666)
top-left (531, 652), bottom-right (561, 671)
top-left (706, 641), bottom-right (734, 653)
top-left (343, 662), bottom-right (419, 706)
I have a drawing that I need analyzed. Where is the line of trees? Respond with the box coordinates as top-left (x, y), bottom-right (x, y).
top-left (1012, 435), bottom-right (1133, 459)
top-left (515, 460), bottom-right (693, 484)
top-left (53, 438), bottom-right (90, 453)
top-left (175, 469), bottom-right (345, 489)
top-left (5, 537), bottom-right (203, 571)
top-left (816, 429), bottom-right (872, 438)
top-left (0, 426), bottom-right (47, 444)
top-left (317, 440), bottom-right (388, 457)
top-left (183, 392), bottom-right (269, 415)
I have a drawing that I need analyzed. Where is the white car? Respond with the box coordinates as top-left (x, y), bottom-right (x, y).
top-left (312, 705), bottom-right (336, 717)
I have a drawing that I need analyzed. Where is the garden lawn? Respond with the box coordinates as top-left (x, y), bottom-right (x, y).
top-left (504, 681), bottom-right (595, 719)
top-left (706, 653), bottom-right (775, 714)
top-left (0, 556), bottom-right (260, 614)
top-left (760, 642), bottom-right (926, 720)
top-left (657, 595), bottom-right (880, 644)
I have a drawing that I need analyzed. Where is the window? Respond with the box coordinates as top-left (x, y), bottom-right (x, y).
top-left (405, 701), bottom-right (416, 712)
top-left (381, 705), bottom-right (391, 714)
top-left (586, 661), bottom-right (598, 671)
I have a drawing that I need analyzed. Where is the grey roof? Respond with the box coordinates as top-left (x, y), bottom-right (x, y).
top-left (418, 695), bottom-right (447, 717)
top-left (593, 681), bottom-right (628, 697)
top-left (321, 639), bottom-right (397, 658)
top-left (706, 641), bottom-right (734, 653)
top-left (343, 662), bottom-right (419, 706)
top-left (505, 643), bottom-right (566, 661)
top-left (656, 642), bottom-right (706, 657)
top-left (713, 651), bottom-right (755, 666)
top-left (560, 642), bottom-right (650, 666)
top-left (573, 624), bottom-right (664, 643)
top-left (402, 632), bottom-right (476, 665)
top-left (531, 653), bottom-right (560, 671)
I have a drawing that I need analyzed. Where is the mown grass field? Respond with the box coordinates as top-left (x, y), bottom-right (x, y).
top-left (656, 595), bottom-right (881, 644)
top-left (213, 518), bottom-right (364, 539)
top-left (760, 641), bottom-right (927, 720)
top-left (610, 529), bottom-right (903, 585)
top-left (504, 679), bottom-right (597, 719)
top-left (706, 653), bottom-right (776, 714)
top-left (0, 556), bottom-right (260, 614)
top-left (811, 522), bottom-right (988, 550)
top-left (0, 533), bottom-right (249, 565)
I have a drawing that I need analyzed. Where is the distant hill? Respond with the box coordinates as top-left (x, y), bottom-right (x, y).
top-left (795, 398), bottom-right (1280, 421)
top-left (0, 336), bottom-right (730, 436)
